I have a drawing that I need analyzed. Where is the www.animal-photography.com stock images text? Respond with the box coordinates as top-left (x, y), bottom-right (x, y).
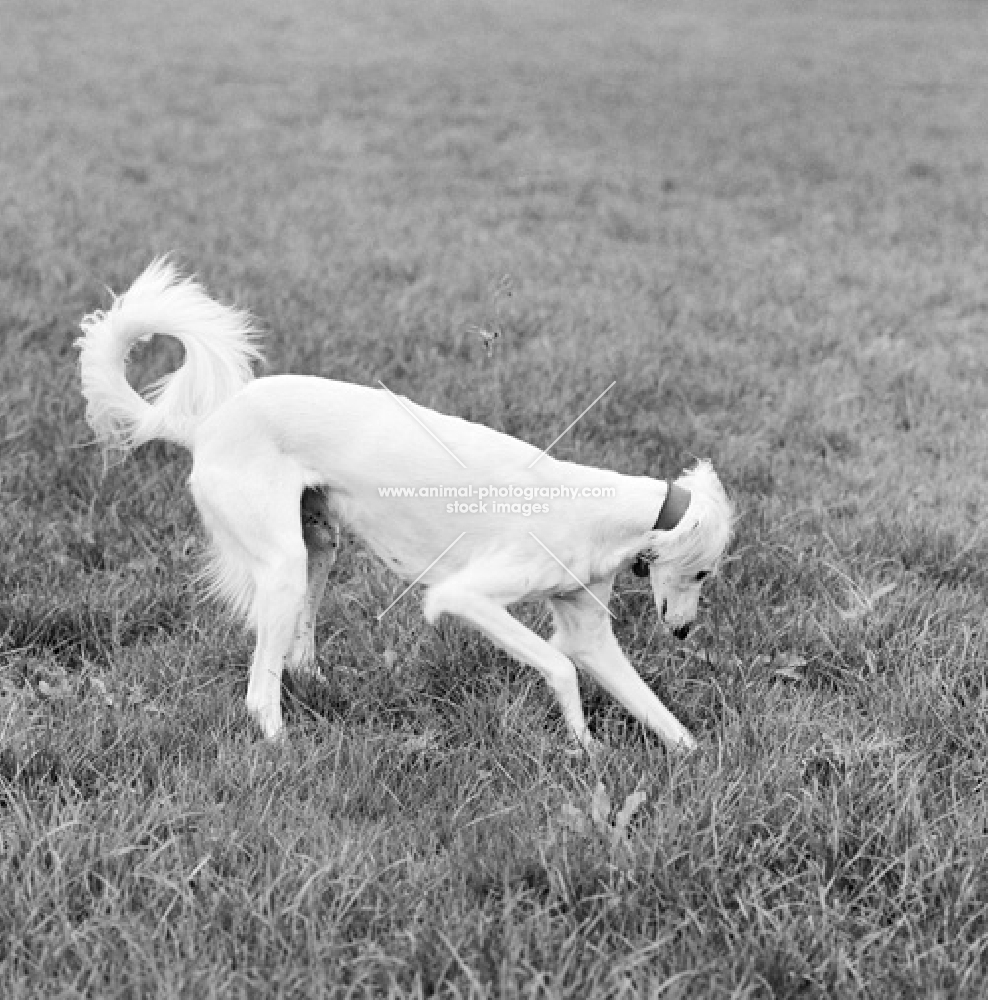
top-left (3, 2), bottom-right (988, 997)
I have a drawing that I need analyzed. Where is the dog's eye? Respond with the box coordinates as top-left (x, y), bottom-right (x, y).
top-left (695, 570), bottom-right (710, 582)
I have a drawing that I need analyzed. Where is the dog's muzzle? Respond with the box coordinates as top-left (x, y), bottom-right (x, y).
top-left (661, 600), bottom-right (691, 640)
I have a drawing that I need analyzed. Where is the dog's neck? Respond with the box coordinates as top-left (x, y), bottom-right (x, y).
top-left (631, 481), bottom-right (691, 577)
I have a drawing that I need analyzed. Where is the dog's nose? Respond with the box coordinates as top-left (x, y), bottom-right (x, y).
top-left (672, 623), bottom-right (691, 640)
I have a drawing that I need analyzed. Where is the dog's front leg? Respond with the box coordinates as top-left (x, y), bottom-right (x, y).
top-left (423, 582), bottom-right (595, 751)
top-left (551, 588), bottom-right (697, 752)
top-left (290, 489), bottom-right (339, 674)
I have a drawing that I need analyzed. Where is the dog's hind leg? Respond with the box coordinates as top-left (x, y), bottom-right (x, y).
top-left (550, 586), bottom-right (696, 752)
top-left (423, 578), bottom-right (594, 750)
top-left (191, 450), bottom-right (309, 740)
top-left (290, 488), bottom-right (340, 675)
top-left (246, 543), bottom-right (308, 739)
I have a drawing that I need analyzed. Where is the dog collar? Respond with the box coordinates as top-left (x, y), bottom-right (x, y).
top-left (632, 482), bottom-right (692, 577)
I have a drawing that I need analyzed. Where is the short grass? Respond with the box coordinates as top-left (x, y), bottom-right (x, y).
top-left (2, 0), bottom-right (988, 995)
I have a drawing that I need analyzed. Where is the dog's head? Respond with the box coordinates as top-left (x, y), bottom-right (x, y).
top-left (633, 461), bottom-right (733, 639)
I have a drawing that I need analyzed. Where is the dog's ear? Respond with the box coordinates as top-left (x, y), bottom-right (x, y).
top-left (632, 482), bottom-right (692, 577)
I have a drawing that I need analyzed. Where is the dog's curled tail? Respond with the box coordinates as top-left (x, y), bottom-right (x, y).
top-left (76, 258), bottom-right (262, 453)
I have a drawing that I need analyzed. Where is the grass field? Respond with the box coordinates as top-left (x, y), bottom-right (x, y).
top-left (2, 0), bottom-right (988, 995)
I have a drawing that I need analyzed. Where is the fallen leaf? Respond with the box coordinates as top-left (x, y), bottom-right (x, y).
top-left (840, 582), bottom-right (898, 621)
top-left (37, 680), bottom-right (70, 699)
top-left (559, 802), bottom-right (589, 835)
top-left (613, 790), bottom-right (647, 836)
top-left (90, 677), bottom-right (114, 707)
top-left (773, 652), bottom-right (808, 680)
top-left (773, 664), bottom-right (807, 682)
top-left (775, 652), bottom-right (807, 669)
top-left (402, 728), bottom-right (440, 753)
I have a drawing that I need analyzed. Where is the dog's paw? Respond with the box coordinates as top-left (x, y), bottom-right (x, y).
top-left (287, 635), bottom-right (322, 677)
top-left (245, 697), bottom-right (285, 742)
top-left (287, 659), bottom-right (325, 682)
top-left (254, 720), bottom-right (286, 743)
top-left (671, 731), bottom-right (698, 755)
top-left (261, 725), bottom-right (288, 745)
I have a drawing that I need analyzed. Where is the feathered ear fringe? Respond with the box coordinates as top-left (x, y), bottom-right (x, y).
top-left (676, 461), bottom-right (735, 538)
top-left (640, 460), bottom-right (734, 573)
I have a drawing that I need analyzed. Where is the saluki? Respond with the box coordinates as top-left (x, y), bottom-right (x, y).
top-left (77, 260), bottom-right (733, 752)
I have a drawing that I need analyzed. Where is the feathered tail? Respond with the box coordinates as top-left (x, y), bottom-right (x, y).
top-left (76, 258), bottom-right (262, 452)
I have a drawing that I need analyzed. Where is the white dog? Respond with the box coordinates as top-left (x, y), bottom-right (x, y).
top-left (77, 261), bottom-right (732, 752)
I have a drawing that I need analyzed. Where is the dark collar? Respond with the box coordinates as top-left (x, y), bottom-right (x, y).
top-left (632, 482), bottom-right (692, 577)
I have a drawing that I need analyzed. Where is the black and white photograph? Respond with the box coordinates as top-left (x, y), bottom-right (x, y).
top-left (2, 0), bottom-right (987, 995)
